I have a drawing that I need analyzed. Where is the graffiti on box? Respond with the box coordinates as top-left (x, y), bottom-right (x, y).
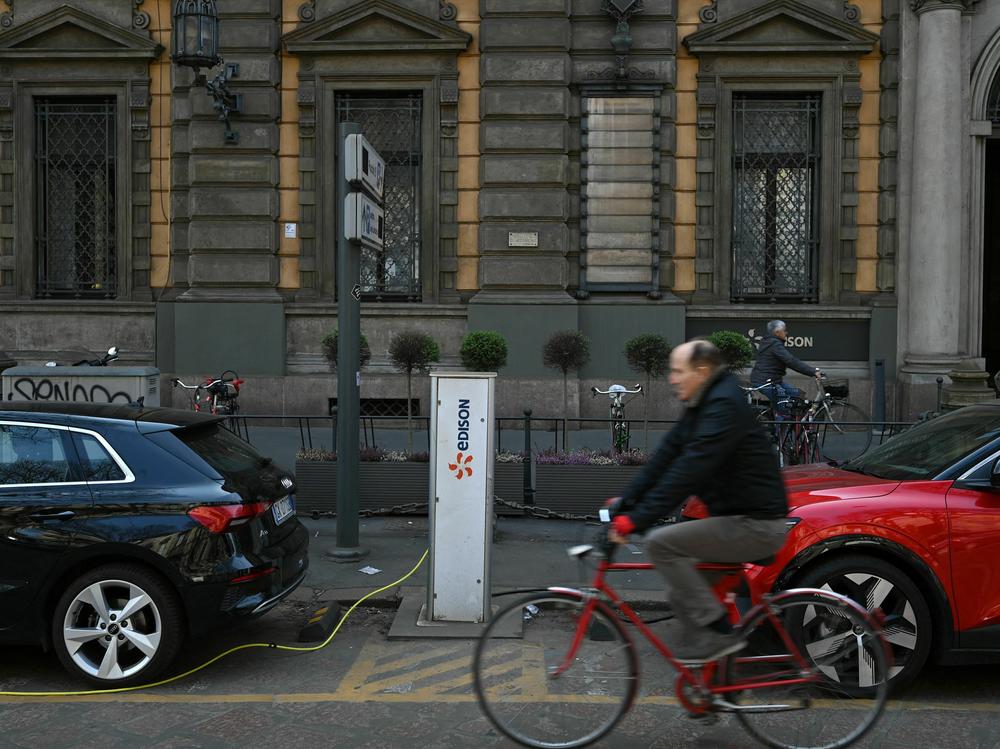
top-left (9, 378), bottom-right (133, 404)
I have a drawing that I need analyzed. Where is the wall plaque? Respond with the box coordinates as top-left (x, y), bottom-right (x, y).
top-left (508, 231), bottom-right (539, 248)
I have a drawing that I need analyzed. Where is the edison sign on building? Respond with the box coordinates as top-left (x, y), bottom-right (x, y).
top-left (428, 373), bottom-right (496, 623)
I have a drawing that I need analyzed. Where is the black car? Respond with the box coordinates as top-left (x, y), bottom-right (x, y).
top-left (0, 402), bottom-right (308, 687)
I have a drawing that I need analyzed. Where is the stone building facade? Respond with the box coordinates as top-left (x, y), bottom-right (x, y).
top-left (0, 0), bottom-right (993, 420)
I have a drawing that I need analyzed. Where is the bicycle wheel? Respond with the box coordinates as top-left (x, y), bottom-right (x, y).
top-left (814, 402), bottom-right (872, 463)
top-left (473, 592), bottom-right (637, 749)
top-left (777, 422), bottom-right (802, 467)
top-left (612, 421), bottom-right (630, 453)
top-left (722, 591), bottom-right (888, 749)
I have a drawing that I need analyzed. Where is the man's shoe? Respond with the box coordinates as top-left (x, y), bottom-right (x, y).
top-left (674, 628), bottom-right (747, 663)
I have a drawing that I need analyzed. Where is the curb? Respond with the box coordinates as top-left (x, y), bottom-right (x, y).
top-left (314, 585), bottom-right (671, 612)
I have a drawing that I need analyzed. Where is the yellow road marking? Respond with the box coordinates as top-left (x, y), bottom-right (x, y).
top-left (356, 655), bottom-right (471, 695)
top-left (368, 644), bottom-right (470, 678)
top-left (1, 692), bottom-right (998, 714)
top-left (334, 637), bottom-right (383, 694)
top-left (417, 661), bottom-right (517, 696)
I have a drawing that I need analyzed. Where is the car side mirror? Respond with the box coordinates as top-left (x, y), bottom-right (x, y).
top-left (954, 457), bottom-right (1000, 493)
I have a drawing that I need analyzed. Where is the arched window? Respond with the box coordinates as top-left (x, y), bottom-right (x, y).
top-left (988, 70), bottom-right (1000, 125)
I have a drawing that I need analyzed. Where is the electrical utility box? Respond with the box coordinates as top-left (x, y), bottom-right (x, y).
top-left (427, 372), bottom-right (496, 623)
top-left (2, 367), bottom-right (161, 407)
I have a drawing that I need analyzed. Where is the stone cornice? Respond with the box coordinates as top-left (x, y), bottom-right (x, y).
top-left (910, 0), bottom-right (979, 14)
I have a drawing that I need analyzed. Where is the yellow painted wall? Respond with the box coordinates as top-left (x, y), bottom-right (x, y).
top-left (149, 0), bottom-right (172, 290)
top-left (278, 0), bottom-right (301, 289)
top-left (455, 0), bottom-right (480, 292)
top-left (675, 0), bottom-right (883, 295)
top-left (855, 0), bottom-right (883, 293)
top-left (672, 0), bottom-right (706, 293)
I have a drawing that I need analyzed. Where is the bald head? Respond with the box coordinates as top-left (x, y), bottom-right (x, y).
top-left (669, 339), bottom-right (724, 402)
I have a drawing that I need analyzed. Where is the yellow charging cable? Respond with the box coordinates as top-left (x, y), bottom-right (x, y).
top-left (0, 549), bottom-right (429, 698)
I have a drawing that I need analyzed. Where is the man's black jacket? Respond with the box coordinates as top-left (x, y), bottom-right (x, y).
top-left (749, 335), bottom-right (816, 386)
top-left (618, 370), bottom-right (788, 533)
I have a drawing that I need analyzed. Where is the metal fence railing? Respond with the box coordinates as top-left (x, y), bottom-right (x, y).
top-left (222, 413), bottom-right (919, 475)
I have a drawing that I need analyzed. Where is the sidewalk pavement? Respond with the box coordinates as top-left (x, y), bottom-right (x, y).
top-left (291, 515), bottom-right (670, 612)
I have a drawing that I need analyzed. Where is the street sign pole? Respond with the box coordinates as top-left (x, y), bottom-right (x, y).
top-left (330, 121), bottom-right (367, 561)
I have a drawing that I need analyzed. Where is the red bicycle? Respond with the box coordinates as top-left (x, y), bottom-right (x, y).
top-left (171, 369), bottom-right (243, 416)
top-left (474, 516), bottom-right (889, 749)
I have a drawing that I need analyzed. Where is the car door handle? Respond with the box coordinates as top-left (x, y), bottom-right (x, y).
top-left (29, 510), bottom-right (76, 521)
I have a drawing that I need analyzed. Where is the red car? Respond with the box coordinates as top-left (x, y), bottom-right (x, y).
top-left (683, 402), bottom-right (1000, 688)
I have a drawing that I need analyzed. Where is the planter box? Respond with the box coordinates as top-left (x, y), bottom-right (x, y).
top-left (534, 465), bottom-right (644, 515)
top-left (294, 460), bottom-right (643, 517)
top-left (295, 461), bottom-right (430, 514)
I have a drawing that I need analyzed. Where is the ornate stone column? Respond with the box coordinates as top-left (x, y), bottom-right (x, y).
top-left (901, 0), bottom-right (976, 403)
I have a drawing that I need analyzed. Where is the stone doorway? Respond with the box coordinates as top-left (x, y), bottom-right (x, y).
top-left (984, 139), bottom-right (1000, 388)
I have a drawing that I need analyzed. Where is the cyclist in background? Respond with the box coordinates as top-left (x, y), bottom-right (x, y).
top-left (608, 339), bottom-right (789, 662)
top-left (750, 319), bottom-right (823, 414)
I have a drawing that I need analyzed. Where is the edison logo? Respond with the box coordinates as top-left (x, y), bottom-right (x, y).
top-left (449, 452), bottom-right (473, 480)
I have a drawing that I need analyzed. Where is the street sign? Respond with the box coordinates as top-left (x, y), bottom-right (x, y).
top-left (344, 133), bottom-right (385, 201)
top-left (350, 284), bottom-right (362, 301)
top-left (344, 193), bottom-right (385, 251)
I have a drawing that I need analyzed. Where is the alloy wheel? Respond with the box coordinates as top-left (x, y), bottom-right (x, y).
top-left (818, 572), bottom-right (917, 682)
top-left (62, 578), bottom-right (164, 681)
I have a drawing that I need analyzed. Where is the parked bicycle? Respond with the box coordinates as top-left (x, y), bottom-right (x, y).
top-left (171, 370), bottom-right (243, 415)
top-left (474, 510), bottom-right (889, 749)
top-left (743, 377), bottom-right (871, 466)
top-left (591, 383), bottom-right (643, 453)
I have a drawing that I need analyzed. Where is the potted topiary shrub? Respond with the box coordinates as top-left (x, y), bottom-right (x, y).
top-left (624, 333), bottom-right (671, 449)
top-left (388, 330), bottom-right (440, 454)
top-left (321, 331), bottom-right (372, 372)
top-left (543, 330), bottom-right (590, 450)
top-left (460, 330), bottom-right (508, 372)
top-left (707, 330), bottom-right (754, 374)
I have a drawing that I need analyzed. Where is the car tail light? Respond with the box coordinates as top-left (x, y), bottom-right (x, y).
top-left (188, 502), bottom-right (271, 534)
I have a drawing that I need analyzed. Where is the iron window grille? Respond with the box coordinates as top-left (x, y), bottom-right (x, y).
top-left (731, 95), bottom-right (820, 302)
top-left (34, 97), bottom-right (117, 299)
top-left (329, 398), bottom-right (420, 418)
top-left (336, 92), bottom-right (422, 301)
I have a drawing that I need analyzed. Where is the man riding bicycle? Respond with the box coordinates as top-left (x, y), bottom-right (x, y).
top-left (608, 339), bottom-right (789, 662)
top-left (750, 320), bottom-right (823, 414)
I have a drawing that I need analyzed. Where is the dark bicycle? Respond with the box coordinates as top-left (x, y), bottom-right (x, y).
top-left (743, 378), bottom-right (871, 466)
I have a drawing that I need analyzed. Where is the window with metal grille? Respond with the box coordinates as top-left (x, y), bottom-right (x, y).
top-left (336, 92), bottom-right (422, 300)
top-left (731, 95), bottom-right (820, 302)
top-left (34, 97), bottom-right (117, 298)
top-left (328, 398), bottom-right (420, 418)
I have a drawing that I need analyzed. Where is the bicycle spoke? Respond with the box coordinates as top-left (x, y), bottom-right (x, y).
top-left (726, 593), bottom-right (888, 749)
top-left (474, 594), bottom-right (636, 749)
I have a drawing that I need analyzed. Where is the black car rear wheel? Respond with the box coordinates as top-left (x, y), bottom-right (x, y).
top-left (52, 564), bottom-right (184, 687)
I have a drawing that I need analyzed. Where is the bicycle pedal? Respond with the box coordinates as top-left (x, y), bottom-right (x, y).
top-left (685, 711), bottom-right (720, 725)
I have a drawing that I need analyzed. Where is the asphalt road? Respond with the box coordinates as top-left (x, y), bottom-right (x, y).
top-left (1, 597), bottom-right (998, 749)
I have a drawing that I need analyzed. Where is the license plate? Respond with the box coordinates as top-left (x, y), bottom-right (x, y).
top-left (272, 495), bottom-right (295, 525)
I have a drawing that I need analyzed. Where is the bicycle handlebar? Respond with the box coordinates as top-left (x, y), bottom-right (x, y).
top-left (171, 371), bottom-right (240, 391)
top-left (171, 377), bottom-right (235, 391)
top-left (591, 384), bottom-right (643, 396)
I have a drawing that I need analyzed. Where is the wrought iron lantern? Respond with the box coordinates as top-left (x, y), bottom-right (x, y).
top-left (171, 0), bottom-right (242, 143)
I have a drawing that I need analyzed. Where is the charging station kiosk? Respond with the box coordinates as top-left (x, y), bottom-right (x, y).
top-left (425, 371), bottom-right (496, 623)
